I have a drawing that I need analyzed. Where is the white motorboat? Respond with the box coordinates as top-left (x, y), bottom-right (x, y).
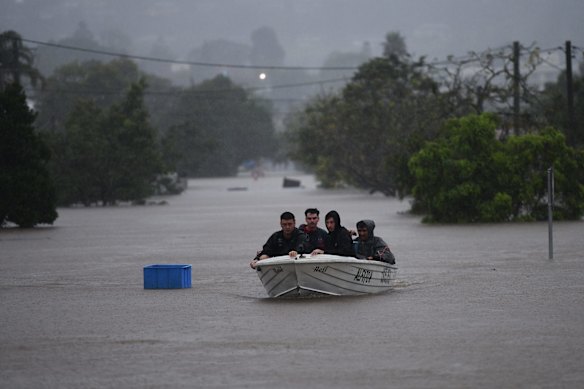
top-left (253, 254), bottom-right (397, 297)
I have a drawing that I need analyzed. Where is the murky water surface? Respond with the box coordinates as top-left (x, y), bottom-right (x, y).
top-left (1, 174), bottom-right (583, 388)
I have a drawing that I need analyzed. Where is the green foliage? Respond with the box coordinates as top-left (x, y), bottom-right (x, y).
top-left (286, 55), bottom-right (448, 196)
top-left (409, 114), bottom-right (584, 223)
top-left (1, 83), bottom-right (58, 227)
top-left (35, 57), bottom-right (275, 180)
top-left (286, 94), bottom-right (345, 187)
top-left (409, 114), bottom-right (503, 222)
top-left (503, 128), bottom-right (584, 220)
top-left (160, 122), bottom-right (216, 178)
top-left (35, 58), bottom-right (174, 134)
top-left (478, 192), bottom-right (513, 222)
top-left (47, 79), bottom-right (164, 205)
top-left (163, 75), bottom-right (277, 177)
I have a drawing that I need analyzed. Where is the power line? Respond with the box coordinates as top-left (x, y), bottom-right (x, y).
top-left (21, 37), bottom-right (359, 71)
top-left (19, 36), bottom-right (578, 100)
top-left (23, 35), bottom-right (423, 69)
top-left (21, 36), bottom-right (575, 75)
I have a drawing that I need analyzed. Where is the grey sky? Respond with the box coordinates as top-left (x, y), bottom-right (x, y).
top-left (3, 0), bottom-right (583, 66)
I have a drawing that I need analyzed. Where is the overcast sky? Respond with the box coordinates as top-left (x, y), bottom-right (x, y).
top-left (3, 0), bottom-right (583, 66)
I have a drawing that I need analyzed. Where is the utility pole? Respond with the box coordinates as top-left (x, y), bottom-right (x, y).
top-left (565, 41), bottom-right (575, 146)
top-left (547, 167), bottom-right (554, 260)
top-left (513, 41), bottom-right (521, 134)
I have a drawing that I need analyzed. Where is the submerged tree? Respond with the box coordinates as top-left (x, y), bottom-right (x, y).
top-left (409, 114), bottom-right (507, 222)
top-left (48, 78), bottom-right (164, 205)
top-left (0, 83), bottom-right (58, 227)
top-left (35, 58), bottom-right (174, 135)
top-left (164, 75), bottom-right (276, 177)
top-left (409, 113), bottom-right (584, 223)
top-left (287, 54), bottom-right (448, 196)
top-left (285, 94), bottom-right (346, 188)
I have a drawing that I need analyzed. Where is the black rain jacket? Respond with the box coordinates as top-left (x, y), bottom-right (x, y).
top-left (259, 228), bottom-right (311, 257)
top-left (324, 211), bottom-right (354, 257)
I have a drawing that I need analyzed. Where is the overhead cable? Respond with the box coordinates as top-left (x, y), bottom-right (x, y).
top-left (21, 37), bottom-right (359, 71)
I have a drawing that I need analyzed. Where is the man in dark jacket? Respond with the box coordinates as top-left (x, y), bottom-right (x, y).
top-left (298, 208), bottom-right (328, 254)
top-left (250, 211), bottom-right (311, 268)
top-left (312, 210), bottom-right (354, 256)
top-left (353, 219), bottom-right (396, 264)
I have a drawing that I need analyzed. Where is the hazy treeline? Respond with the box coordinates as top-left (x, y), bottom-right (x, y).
top-left (1, 29), bottom-right (279, 226)
top-left (2, 27), bottom-right (583, 226)
top-left (286, 34), bottom-right (584, 222)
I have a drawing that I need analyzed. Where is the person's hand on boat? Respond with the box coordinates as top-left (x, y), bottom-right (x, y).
top-left (250, 252), bottom-right (263, 269)
top-left (311, 249), bottom-right (324, 256)
top-left (288, 250), bottom-right (298, 258)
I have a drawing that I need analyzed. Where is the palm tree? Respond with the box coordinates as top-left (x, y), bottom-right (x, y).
top-left (0, 30), bottom-right (44, 90)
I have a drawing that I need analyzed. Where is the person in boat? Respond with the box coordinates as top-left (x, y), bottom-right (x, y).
top-left (311, 210), bottom-right (354, 257)
top-left (250, 211), bottom-right (311, 268)
top-left (298, 208), bottom-right (328, 255)
top-left (353, 219), bottom-right (396, 264)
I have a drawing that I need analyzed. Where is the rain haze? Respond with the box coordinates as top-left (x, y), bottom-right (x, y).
top-left (3, 1), bottom-right (584, 388)
top-left (3, 0), bottom-right (584, 67)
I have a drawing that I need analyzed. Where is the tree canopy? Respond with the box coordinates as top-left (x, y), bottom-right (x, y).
top-left (34, 58), bottom-right (174, 134)
top-left (409, 114), bottom-right (584, 222)
top-left (47, 78), bottom-right (164, 206)
top-left (284, 36), bottom-right (584, 223)
top-left (1, 82), bottom-right (57, 227)
top-left (163, 75), bottom-right (277, 177)
top-left (286, 54), bottom-right (448, 196)
top-left (0, 30), bottom-right (44, 89)
top-left (4, 26), bottom-right (582, 224)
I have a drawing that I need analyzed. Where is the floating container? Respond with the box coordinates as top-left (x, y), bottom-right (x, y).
top-left (143, 264), bottom-right (192, 289)
top-left (283, 177), bottom-right (301, 188)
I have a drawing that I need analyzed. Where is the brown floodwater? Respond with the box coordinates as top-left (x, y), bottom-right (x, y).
top-left (1, 173), bottom-right (583, 388)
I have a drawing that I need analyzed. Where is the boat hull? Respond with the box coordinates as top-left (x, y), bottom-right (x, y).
top-left (254, 254), bottom-right (397, 297)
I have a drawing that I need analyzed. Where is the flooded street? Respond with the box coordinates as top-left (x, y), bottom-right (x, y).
top-left (1, 173), bottom-right (584, 388)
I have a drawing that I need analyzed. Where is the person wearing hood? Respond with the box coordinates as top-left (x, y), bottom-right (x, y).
top-left (312, 210), bottom-right (354, 256)
top-left (354, 219), bottom-right (396, 264)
